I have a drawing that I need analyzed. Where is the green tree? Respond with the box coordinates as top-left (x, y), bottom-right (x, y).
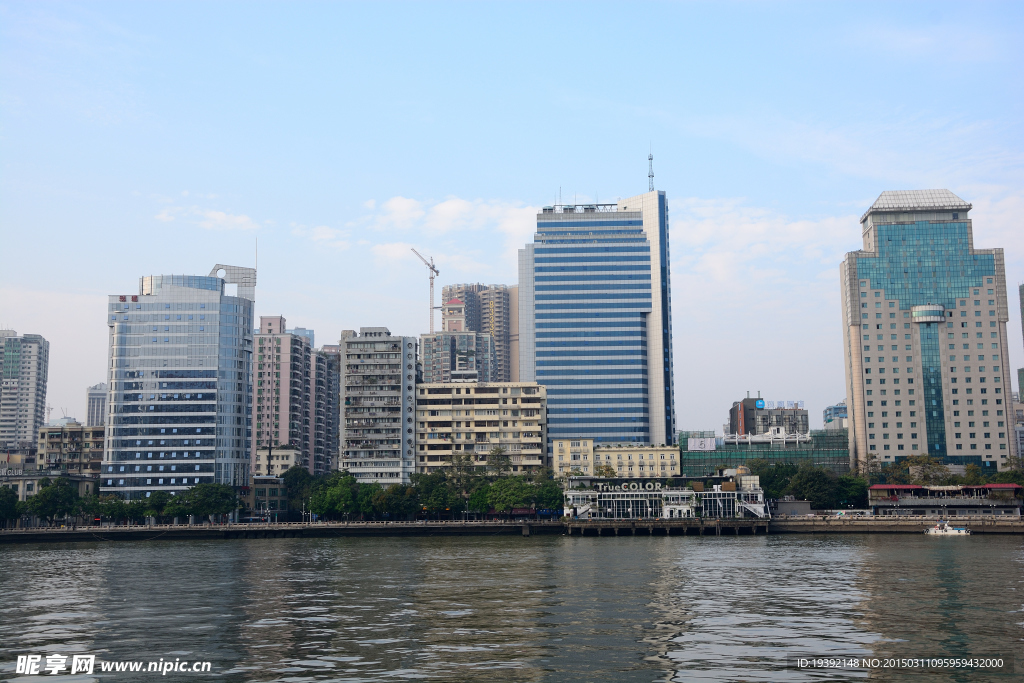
top-left (786, 467), bottom-right (839, 510)
top-left (467, 482), bottom-right (492, 515)
top-left (447, 452), bottom-right (478, 497)
top-left (836, 475), bottom-right (868, 508)
top-left (27, 477), bottom-right (80, 525)
top-left (145, 491), bottom-right (172, 520)
top-left (533, 479), bottom-right (564, 512)
top-left (308, 473), bottom-right (359, 519)
top-left (281, 465), bottom-right (315, 516)
top-left (961, 463), bottom-right (984, 485)
top-left (126, 499), bottom-right (148, 524)
top-left (488, 446), bottom-right (511, 477)
top-left (593, 464), bottom-right (617, 477)
top-left (97, 494), bottom-right (127, 523)
top-left (373, 484), bottom-right (418, 519)
top-left (171, 484), bottom-right (238, 520)
top-left (489, 477), bottom-right (531, 515)
top-left (746, 460), bottom-right (799, 500)
top-left (905, 455), bottom-right (951, 485)
top-left (0, 485), bottom-right (20, 527)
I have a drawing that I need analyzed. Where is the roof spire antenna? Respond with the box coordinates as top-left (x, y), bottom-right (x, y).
top-left (648, 151), bottom-right (655, 192)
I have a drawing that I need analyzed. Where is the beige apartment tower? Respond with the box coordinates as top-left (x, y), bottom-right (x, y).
top-left (841, 190), bottom-right (1017, 473)
top-left (415, 381), bottom-right (546, 474)
top-left (0, 330), bottom-right (49, 450)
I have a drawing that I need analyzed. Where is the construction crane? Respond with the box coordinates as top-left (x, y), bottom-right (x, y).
top-left (410, 248), bottom-right (440, 334)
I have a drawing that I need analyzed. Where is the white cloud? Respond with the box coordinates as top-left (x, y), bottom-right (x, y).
top-left (151, 204), bottom-right (261, 231)
top-left (668, 198), bottom-right (858, 429)
top-left (197, 209), bottom-right (259, 231)
top-left (154, 207), bottom-right (177, 222)
top-left (290, 223), bottom-right (350, 250)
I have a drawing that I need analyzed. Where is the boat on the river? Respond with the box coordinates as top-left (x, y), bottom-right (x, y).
top-left (925, 521), bottom-right (971, 536)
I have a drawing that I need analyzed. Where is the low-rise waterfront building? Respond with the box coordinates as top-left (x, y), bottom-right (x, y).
top-left (0, 472), bottom-right (96, 503)
top-left (553, 439), bottom-right (679, 478)
top-left (678, 429), bottom-right (850, 476)
top-left (37, 420), bottom-right (104, 478)
top-left (563, 469), bottom-right (768, 519)
top-left (243, 475), bottom-right (289, 521)
top-left (868, 483), bottom-right (1022, 517)
top-left (251, 445), bottom-right (300, 477)
top-left (415, 381), bottom-right (546, 474)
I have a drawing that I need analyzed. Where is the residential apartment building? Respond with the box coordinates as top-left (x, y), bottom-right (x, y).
top-left (101, 265), bottom-right (255, 499)
top-left (253, 316), bottom-right (313, 470)
top-left (840, 190), bottom-right (1017, 472)
top-left (415, 381), bottom-right (546, 474)
top-left (37, 419), bottom-right (104, 477)
top-left (420, 299), bottom-right (496, 383)
top-left (823, 401), bottom-right (848, 431)
top-left (441, 283), bottom-right (519, 381)
top-left (0, 330), bottom-right (49, 450)
top-left (340, 328), bottom-right (420, 483)
top-left (252, 444), bottom-right (300, 477)
top-left (552, 437), bottom-right (679, 478)
top-left (87, 383), bottom-right (107, 427)
top-left (1012, 399), bottom-right (1024, 465)
top-left (728, 395), bottom-right (810, 436)
top-left (315, 345), bottom-right (341, 473)
top-left (518, 190), bottom-right (676, 447)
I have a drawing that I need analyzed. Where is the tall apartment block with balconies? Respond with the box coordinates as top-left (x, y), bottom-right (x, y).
top-left (441, 283), bottom-right (519, 381)
top-left (253, 316), bottom-right (314, 475)
top-left (0, 330), bottom-right (49, 450)
top-left (340, 328), bottom-right (420, 483)
top-left (314, 346), bottom-right (340, 473)
top-left (415, 381), bottom-right (546, 475)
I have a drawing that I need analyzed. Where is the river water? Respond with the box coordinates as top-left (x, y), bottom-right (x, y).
top-left (1, 534), bottom-right (1022, 681)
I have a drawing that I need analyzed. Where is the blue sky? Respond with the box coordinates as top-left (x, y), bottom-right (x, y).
top-left (2, 1), bottom-right (1022, 430)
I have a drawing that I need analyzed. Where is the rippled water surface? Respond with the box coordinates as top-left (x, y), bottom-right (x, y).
top-left (1, 534), bottom-right (1022, 681)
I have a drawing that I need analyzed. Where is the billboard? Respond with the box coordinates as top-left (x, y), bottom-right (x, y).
top-left (687, 437), bottom-right (716, 452)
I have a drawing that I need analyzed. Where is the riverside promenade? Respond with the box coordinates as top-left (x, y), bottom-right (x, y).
top-left (2, 516), bottom-right (1023, 543)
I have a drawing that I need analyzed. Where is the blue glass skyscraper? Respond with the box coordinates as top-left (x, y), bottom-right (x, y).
top-left (101, 265), bottom-right (256, 500)
top-left (841, 191), bottom-right (1017, 472)
top-left (518, 190), bottom-right (675, 449)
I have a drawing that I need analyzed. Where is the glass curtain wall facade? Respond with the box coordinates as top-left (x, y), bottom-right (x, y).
top-left (841, 191), bottom-right (1017, 472)
top-left (518, 190), bottom-right (675, 446)
top-left (101, 266), bottom-right (255, 500)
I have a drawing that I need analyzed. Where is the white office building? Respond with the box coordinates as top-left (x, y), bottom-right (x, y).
top-left (86, 383), bottom-right (107, 427)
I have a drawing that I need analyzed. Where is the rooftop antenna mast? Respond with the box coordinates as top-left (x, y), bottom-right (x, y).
top-left (410, 248), bottom-right (440, 334)
top-left (648, 151), bottom-right (655, 192)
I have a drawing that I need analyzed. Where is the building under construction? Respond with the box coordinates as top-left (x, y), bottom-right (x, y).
top-left (679, 429), bottom-right (850, 476)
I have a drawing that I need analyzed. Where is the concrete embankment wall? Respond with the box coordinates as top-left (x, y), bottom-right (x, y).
top-left (2, 518), bottom-right (1023, 544)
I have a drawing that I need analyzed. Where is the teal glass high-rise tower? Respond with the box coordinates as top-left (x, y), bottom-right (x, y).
top-left (841, 191), bottom-right (1017, 472)
top-left (518, 190), bottom-right (675, 449)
